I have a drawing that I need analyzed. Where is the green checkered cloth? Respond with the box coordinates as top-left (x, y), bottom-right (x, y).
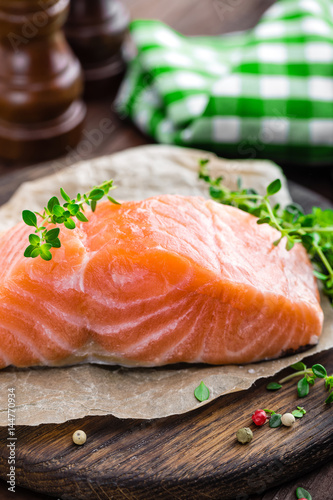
top-left (116, 0), bottom-right (333, 165)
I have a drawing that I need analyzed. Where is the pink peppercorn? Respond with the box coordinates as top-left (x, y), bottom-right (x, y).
top-left (252, 409), bottom-right (267, 426)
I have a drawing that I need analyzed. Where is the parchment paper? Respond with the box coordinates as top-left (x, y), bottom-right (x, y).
top-left (0, 145), bottom-right (332, 426)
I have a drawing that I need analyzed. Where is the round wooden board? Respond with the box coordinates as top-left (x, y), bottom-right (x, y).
top-left (0, 173), bottom-right (332, 500)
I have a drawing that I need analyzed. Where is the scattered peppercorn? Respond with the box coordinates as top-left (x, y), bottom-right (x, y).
top-left (281, 413), bottom-right (295, 427)
top-left (236, 427), bottom-right (253, 444)
top-left (72, 430), bottom-right (87, 445)
top-left (252, 409), bottom-right (267, 426)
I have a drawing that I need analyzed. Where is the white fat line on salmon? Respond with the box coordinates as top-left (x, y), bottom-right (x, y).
top-left (76, 250), bottom-right (91, 293)
top-left (199, 299), bottom-right (218, 362)
top-left (86, 278), bottom-right (191, 309)
top-left (225, 310), bottom-right (280, 359)
top-left (0, 296), bottom-right (78, 353)
top-left (160, 297), bottom-right (210, 364)
top-left (38, 326), bottom-right (74, 353)
top-left (152, 203), bottom-right (221, 262)
top-left (206, 202), bottom-right (225, 278)
top-left (277, 299), bottom-right (320, 354)
top-left (152, 199), bottom-right (220, 255)
top-left (0, 293), bottom-right (84, 350)
top-left (153, 226), bottom-right (220, 272)
top-left (0, 324), bottom-right (48, 366)
top-left (121, 297), bottom-right (203, 356)
top-left (91, 293), bottom-right (191, 335)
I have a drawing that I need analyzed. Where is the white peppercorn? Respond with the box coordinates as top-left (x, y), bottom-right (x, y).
top-left (72, 430), bottom-right (87, 445)
top-left (281, 413), bottom-right (295, 427)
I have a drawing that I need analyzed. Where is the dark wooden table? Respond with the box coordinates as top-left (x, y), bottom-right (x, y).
top-left (0, 1), bottom-right (332, 499)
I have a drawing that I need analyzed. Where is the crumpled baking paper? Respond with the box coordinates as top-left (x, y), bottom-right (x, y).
top-left (0, 145), bottom-right (332, 426)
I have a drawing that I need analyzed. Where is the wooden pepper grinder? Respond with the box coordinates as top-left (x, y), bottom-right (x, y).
top-left (65, 0), bottom-right (129, 98)
top-left (0, 0), bottom-right (86, 162)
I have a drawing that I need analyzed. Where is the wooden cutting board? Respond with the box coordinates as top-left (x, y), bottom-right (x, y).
top-left (0, 349), bottom-right (332, 500)
top-left (0, 175), bottom-right (332, 500)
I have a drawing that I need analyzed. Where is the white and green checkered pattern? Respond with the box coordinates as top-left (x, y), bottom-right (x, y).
top-left (116, 0), bottom-right (333, 165)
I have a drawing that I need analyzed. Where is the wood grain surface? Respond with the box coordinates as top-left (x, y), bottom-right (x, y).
top-left (0, 0), bottom-right (332, 499)
top-left (0, 349), bottom-right (332, 500)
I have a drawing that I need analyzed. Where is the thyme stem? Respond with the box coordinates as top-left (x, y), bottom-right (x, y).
top-left (279, 369), bottom-right (312, 384)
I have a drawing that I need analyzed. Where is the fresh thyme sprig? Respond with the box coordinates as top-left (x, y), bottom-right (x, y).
top-left (199, 159), bottom-right (333, 304)
top-left (22, 180), bottom-right (119, 261)
top-left (267, 362), bottom-right (333, 404)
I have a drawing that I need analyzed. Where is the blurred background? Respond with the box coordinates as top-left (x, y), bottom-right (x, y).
top-left (0, 0), bottom-right (332, 204)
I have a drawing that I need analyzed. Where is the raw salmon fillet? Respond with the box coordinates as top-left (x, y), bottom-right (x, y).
top-left (0, 195), bottom-right (323, 368)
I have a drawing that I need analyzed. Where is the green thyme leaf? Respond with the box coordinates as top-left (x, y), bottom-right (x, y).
top-left (194, 381), bottom-right (210, 402)
top-left (325, 391), bottom-right (333, 404)
top-left (22, 210), bottom-right (37, 228)
top-left (266, 179), bottom-right (282, 196)
top-left (269, 414), bottom-right (282, 428)
top-left (24, 245), bottom-right (35, 258)
top-left (53, 205), bottom-right (65, 217)
top-left (29, 234), bottom-right (40, 246)
top-left (291, 406), bottom-right (306, 418)
top-left (47, 197), bottom-right (60, 213)
top-left (67, 204), bottom-right (80, 216)
top-left (285, 203), bottom-right (304, 220)
top-left (313, 270), bottom-right (329, 280)
top-left (199, 158), bottom-right (209, 168)
top-left (291, 362), bottom-right (307, 371)
top-left (89, 189), bottom-right (104, 201)
top-left (292, 410), bottom-right (304, 418)
top-left (325, 376), bottom-right (333, 390)
top-left (60, 188), bottom-right (71, 202)
top-left (297, 377), bottom-right (310, 398)
top-left (51, 238), bottom-right (61, 248)
top-left (257, 217), bottom-right (271, 225)
top-left (39, 244), bottom-right (52, 261)
top-left (296, 487), bottom-right (312, 500)
top-left (64, 219), bottom-right (76, 230)
top-left (266, 382), bottom-right (282, 391)
top-left (76, 212), bottom-right (89, 223)
top-left (107, 196), bottom-right (121, 205)
top-left (31, 248), bottom-right (41, 258)
top-left (45, 228), bottom-right (60, 242)
top-left (210, 186), bottom-right (223, 199)
top-left (312, 364), bottom-right (327, 378)
top-left (286, 238), bottom-right (295, 251)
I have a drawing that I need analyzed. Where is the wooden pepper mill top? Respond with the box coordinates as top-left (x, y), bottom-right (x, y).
top-left (0, 0), bottom-right (86, 162)
top-left (65, 0), bottom-right (129, 98)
